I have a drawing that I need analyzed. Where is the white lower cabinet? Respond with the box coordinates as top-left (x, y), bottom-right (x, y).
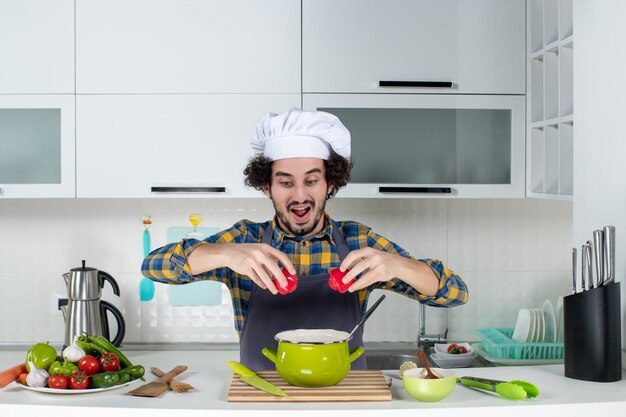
top-left (0, 95), bottom-right (75, 198)
top-left (76, 94), bottom-right (301, 198)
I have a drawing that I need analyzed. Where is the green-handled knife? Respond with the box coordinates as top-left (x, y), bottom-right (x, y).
top-left (227, 361), bottom-right (288, 397)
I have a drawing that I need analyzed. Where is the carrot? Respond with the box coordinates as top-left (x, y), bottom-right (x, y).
top-left (0, 363), bottom-right (28, 388)
top-left (18, 373), bottom-right (28, 385)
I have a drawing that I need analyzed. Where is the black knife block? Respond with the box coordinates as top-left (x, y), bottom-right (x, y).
top-left (563, 282), bottom-right (622, 382)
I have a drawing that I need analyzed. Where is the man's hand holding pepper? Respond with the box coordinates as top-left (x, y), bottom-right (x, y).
top-left (338, 247), bottom-right (439, 296)
top-left (189, 242), bottom-right (296, 295)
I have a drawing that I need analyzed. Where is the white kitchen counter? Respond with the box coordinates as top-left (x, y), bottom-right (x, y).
top-left (1, 349), bottom-right (625, 417)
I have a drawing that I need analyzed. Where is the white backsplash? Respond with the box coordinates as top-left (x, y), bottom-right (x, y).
top-left (0, 198), bottom-right (571, 344)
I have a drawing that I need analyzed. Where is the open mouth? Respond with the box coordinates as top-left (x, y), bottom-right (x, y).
top-left (290, 206), bottom-right (312, 223)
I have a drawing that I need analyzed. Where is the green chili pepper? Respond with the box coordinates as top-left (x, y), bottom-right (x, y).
top-left (76, 337), bottom-right (108, 356)
top-left (89, 335), bottom-right (134, 369)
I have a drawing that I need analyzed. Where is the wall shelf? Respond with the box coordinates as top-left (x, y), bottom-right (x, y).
top-left (527, 0), bottom-right (573, 201)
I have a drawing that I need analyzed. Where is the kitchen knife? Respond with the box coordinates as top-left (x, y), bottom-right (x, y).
top-left (603, 226), bottom-right (615, 285)
top-left (593, 230), bottom-right (605, 288)
top-left (581, 244), bottom-right (588, 291)
top-left (572, 247), bottom-right (577, 293)
top-left (585, 241), bottom-right (594, 289)
top-left (227, 361), bottom-right (287, 397)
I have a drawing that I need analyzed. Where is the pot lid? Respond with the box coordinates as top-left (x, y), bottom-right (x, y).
top-left (71, 260), bottom-right (97, 272)
top-left (275, 329), bottom-right (350, 344)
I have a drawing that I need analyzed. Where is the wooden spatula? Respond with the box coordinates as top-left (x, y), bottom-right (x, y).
top-left (127, 365), bottom-right (188, 397)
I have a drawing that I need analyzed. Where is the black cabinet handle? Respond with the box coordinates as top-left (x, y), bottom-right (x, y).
top-left (379, 81), bottom-right (453, 88)
top-left (151, 186), bottom-right (226, 193)
top-left (379, 186), bottom-right (452, 194)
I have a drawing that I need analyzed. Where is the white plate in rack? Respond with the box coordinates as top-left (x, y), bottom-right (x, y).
top-left (543, 299), bottom-right (557, 343)
top-left (533, 308), bottom-right (546, 343)
top-left (511, 309), bottom-right (533, 342)
top-left (555, 296), bottom-right (564, 342)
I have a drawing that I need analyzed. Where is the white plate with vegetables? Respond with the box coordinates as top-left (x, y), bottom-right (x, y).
top-left (15, 379), bottom-right (139, 395)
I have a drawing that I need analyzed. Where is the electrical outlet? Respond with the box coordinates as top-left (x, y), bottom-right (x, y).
top-left (51, 293), bottom-right (64, 316)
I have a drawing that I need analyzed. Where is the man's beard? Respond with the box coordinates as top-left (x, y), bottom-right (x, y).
top-left (272, 198), bottom-right (327, 237)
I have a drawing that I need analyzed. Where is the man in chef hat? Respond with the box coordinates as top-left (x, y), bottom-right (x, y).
top-left (143, 108), bottom-right (467, 370)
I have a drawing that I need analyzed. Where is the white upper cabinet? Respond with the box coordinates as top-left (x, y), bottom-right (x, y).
top-left (76, 0), bottom-right (301, 94)
top-left (305, 94), bottom-right (526, 198)
top-left (303, 0), bottom-right (526, 95)
top-left (76, 94), bottom-right (300, 198)
top-left (0, 95), bottom-right (76, 198)
top-left (0, 0), bottom-right (74, 93)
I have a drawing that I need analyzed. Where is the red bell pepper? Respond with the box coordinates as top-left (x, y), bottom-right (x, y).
top-left (273, 268), bottom-right (298, 295)
top-left (328, 268), bottom-right (355, 293)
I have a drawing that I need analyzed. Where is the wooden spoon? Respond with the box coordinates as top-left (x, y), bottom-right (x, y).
top-left (418, 351), bottom-right (439, 380)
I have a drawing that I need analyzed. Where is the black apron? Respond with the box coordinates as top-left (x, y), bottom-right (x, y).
top-left (238, 224), bottom-right (367, 370)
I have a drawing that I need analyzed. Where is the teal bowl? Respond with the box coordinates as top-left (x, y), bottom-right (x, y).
top-left (402, 368), bottom-right (456, 402)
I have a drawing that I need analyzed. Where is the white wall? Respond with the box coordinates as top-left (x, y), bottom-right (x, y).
top-left (573, 1), bottom-right (626, 352)
top-left (0, 197), bottom-right (571, 345)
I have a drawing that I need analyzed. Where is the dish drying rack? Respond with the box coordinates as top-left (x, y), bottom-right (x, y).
top-left (475, 328), bottom-right (564, 360)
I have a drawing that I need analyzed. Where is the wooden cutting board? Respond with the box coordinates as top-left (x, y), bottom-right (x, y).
top-left (227, 370), bottom-right (392, 402)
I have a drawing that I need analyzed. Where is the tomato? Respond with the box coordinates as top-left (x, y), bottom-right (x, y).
top-left (48, 374), bottom-right (69, 389)
top-left (78, 355), bottom-right (100, 375)
top-left (328, 268), bottom-right (355, 293)
top-left (446, 343), bottom-right (458, 353)
top-left (273, 268), bottom-right (298, 295)
top-left (69, 371), bottom-right (89, 390)
top-left (99, 353), bottom-right (120, 372)
top-left (447, 343), bottom-right (468, 354)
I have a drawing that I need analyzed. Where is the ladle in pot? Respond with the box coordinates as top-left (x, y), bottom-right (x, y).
top-left (347, 295), bottom-right (386, 340)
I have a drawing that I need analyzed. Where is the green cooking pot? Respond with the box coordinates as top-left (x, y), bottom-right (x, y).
top-left (262, 329), bottom-right (364, 387)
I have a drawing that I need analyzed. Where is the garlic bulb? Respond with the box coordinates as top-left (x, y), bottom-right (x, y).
top-left (62, 337), bottom-right (86, 363)
top-left (26, 361), bottom-right (49, 388)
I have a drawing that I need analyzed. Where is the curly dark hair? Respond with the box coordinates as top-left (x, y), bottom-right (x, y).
top-left (243, 152), bottom-right (353, 198)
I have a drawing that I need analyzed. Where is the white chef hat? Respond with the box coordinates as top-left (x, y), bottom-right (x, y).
top-left (250, 108), bottom-right (351, 161)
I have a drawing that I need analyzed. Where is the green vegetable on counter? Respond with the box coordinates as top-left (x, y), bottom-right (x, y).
top-left (90, 371), bottom-right (120, 388)
top-left (117, 370), bottom-right (131, 385)
top-left (122, 365), bottom-right (145, 381)
top-left (88, 335), bottom-right (134, 369)
top-left (48, 358), bottom-right (79, 377)
top-left (25, 342), bottom-right (58, 372)
top-left (75, 337), bottom-right (108, 356)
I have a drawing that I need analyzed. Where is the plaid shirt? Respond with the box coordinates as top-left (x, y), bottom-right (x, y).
top-left (142, 213), bottom-right (468, 337)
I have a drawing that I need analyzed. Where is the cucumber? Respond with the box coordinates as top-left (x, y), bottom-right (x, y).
top-left (90, 371), bottom-right (120, 388)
